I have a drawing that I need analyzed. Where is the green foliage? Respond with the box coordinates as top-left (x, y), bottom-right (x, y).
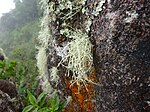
top-left (0, 0), bottom-right (41, 73)
top-left (23, 90), bottom-right (67, 112)
top-left (0, 7), bottom-right (40, 97)
top-left (0, 17), bottom-right (40, 96)
top-left (0, 59), bottom-right (38, 107)
top-left (0, 60), bottom-right (24, 82)
top-left (49, 95), bottom-right (67, 112)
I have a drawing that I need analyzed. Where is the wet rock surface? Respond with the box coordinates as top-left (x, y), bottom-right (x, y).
top-left (92, 0), bottom-right (150, 112)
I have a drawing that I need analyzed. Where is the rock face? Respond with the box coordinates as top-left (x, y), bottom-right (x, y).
top-left (0, 79), bottom-right (18, 98)
top-left (91, 0), bottom-right (150, 111)
top-left (0, 80), bottom-right (21, 112)
top-left (0, 90), bottom-right (16, 112)
top-left (38, 0), bottom-right (150, 111)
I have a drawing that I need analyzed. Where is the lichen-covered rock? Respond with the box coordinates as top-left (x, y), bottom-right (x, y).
top-left (0, 79), bottom-right (18, 98)
top-left (0, 90), bottom-right (16, 112)
top-left (37, 0), bottom-right (150, 111)
top-left (0, 79), bottom-right (23, 112)
top-left (91, 0), bottom-right (150, 111)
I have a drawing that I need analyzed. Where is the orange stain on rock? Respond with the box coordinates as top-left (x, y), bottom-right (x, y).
top-left (65, 67), bottom-right (97, 112)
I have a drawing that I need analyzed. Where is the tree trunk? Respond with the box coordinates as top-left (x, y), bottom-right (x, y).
top-left (37, 0), bottom-right (150, 111)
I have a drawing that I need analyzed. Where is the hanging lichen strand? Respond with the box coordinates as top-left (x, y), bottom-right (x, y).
top-left (37, 0), bottom-right (106, 111)
top-left (36, 0), bottom-right (58, 94)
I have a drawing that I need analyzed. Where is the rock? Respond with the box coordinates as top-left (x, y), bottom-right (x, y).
top-left (0, 79), bottom-right (18, 98)
top-left (0, 90), bottom-right (16, 112)
top-left (92, 0), bottom-right (150, 111)
top-left (0, 79), bottom-right (23, 112)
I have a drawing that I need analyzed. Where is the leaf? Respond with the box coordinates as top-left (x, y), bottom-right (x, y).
top-left (32, 108), bottom-right (38, 112)
top-left (55, 95), bottom-right (60, 106)
top-left (22, 105), bottom-right (33, 112)
top-left (27, 90), bottom-right (37, 106)
top-left (10, 60), bottom-right (17, 66)
top-left (50, 100), bottom-right (58, 111)
top-left (38, 107), bottom-right (50, 112)
top-left (49, 95), bottom-right (60, 111)
top-left (0, 61), bottom-right (5, 68)
top-left (37, 92), bottom-right (47, 107)
top-left (58, 101), bottom-right (67, 111)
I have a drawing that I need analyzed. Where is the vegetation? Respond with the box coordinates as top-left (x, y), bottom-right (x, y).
top-left (23, 90), bottom-right (66, 112)
top-left (0, 1), bottom-right (40, 92)
top-left (0, 0), bottom-right (148, 112)
top-left (0, 0), bottom-right (67, 111)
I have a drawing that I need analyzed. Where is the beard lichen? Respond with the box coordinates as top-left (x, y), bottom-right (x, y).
top-left (37, 0), bottom-right (106, 107)
top-left (37, 0), bottom-right (57, 94)
top-left (36, 47), bottom-right (47, 77)
top-left (59, 29), bottom-right (94, 88)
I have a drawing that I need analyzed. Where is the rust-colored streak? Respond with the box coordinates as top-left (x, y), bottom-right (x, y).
top-left (65, 67), bottom-right (97, 112)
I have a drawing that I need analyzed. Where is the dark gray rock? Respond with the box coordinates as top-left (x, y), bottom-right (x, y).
top-left (91, 0), bottom-right (150, 111)
top-left (0, 90), bottom-right (16, 112)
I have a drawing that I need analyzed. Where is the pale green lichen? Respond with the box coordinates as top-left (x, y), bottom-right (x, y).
top-left (82, 0), bottom-right (106, 17)
top-left (92, 0), bottom-right (106, 16)
top-left (37, 0), bottom-right (106, 94)
top-left (37, 0), bottom-right (55, 94)
top-left (0, 48), bottom-right (7, 60)
top-left (59, 29), bottom-right (93, 86)
top-left (36, 47), bottom-right (47, 77)
top-left (84, 17), bottom-right (92, 33)
top-left (124, 11), bottom-right (138, 23)
top-left (38, 0), bottom-right (56, 48)
top-left (50, 67), bottom-right (59, 83)
top-left (41, 75), bottom-right (54, 94)
top-left (58, 0), bottom-right (72, 10)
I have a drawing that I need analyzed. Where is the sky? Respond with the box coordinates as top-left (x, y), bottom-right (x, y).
top-left (0, 0), bottom-right (15, 17)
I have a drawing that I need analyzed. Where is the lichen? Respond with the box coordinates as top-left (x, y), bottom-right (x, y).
top-left (0, 48), bottom-right (7, 60)
top-left (41, 75), bottom-right (54, 94)
top-left (50, 67), bottom-right (59, 83)
top-left (92, 0), bottom-right (106, 16)
top-left (36, 47), bottom-right (47, 77)
top-left (37, 0), bottom-right (106, 108)
top-left (124, 11), bottom-right (138, 23)
top-left (37, 0), bottom-right (57, 94)
top-left (59, 29), bottom-right (93, 87)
